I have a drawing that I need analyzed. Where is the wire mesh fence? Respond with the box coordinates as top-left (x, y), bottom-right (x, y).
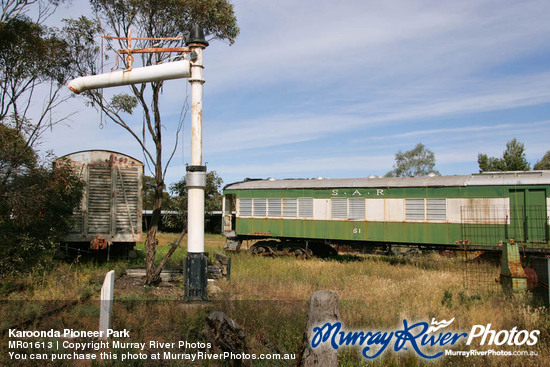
top-left (460, 205), bottom-right (549, 294)
top-left (461, 249), bottom-right (501, 294)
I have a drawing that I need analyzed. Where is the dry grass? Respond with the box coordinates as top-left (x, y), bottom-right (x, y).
top-left (144, 233), bottom-right (550, 366)
top-left (1, 233), bottom-right (549, 366)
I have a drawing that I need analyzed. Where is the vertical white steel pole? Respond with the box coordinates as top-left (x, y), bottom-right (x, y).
top-left (187, 43), bottom-right (206, 254)
top-left (184, 26), bottom-right (209, 301)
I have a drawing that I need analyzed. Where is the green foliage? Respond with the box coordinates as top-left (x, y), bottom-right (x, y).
top-left (503, 138), bottom-right (531, 170)
top-left (0, 14), bottom-right (75, 145)
top-left (89, 0), bottom-right (239, 44)
top-left (1, 1), bottom-right (67, 24)
top-left (534, 150), bottom-right (550, 170)
top-left (0, 123), bottom-right (83, 276)
top-left (441, 289), bottom-right (453, 308)
top-left (477, 138), bottom-right (531, 172)
top-left (66, 0), bottom-right (239, 80)
top-left (477, 153), bottom-right (504, 172)
top-left (164, 170), bottom-right (223, 229)
top-left (385, 143), bottom-right (440, 177)
top-left (61, 16), bottom-right (104, 78)
top-left (110, 93), bottom-right (138, 114)
top-left (0, 119), bottom-right (37, 183)
top-left (142, 175), bottom-right (171, 210)
top-left (0, 15), bottom-right (70, 85)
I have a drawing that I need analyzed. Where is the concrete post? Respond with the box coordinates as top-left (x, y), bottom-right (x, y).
top-left (99, 270), bottom-right (115, 339)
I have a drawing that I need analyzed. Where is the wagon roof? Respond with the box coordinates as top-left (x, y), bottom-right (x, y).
top-left (58, 149), bottom-right (144, 165)
top-left (224, 171), bottom-right (550, 190)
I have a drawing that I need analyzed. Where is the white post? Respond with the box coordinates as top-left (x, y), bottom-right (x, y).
top-left (184, 26), bottom-right (209, 301)
top-left (187, 43), bottom-right (206, 254)
top-left (99, 270), bottom-right (115, 339)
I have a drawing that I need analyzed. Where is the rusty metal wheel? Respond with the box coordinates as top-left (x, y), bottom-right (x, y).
top-left (250, 245), bottom-right (274, 256)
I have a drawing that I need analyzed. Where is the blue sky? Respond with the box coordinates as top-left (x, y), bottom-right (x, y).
top-left (41, 0), bottom-right (550, 188)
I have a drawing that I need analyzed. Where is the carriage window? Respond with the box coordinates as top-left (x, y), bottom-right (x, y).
top-left (349, 198), bottom-right (366, 219)
top-left (331, 198), bottom-right (348, 219)
top-left (427, 198), bottom-right (446, 220)
top-left (268, 198), bottom-right (282, 217)
top-left (239, 198), bottom-right (252, 217)
top-left (298, 197), bottom-right (314, 218)
top-left (253, 198), bottom-right (267, 217)
top-left (405, 198), bottom-right (425, 220)
top-left (283, 198), bottom-right (297, 217)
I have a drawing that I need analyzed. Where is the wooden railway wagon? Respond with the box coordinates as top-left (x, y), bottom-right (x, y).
top-left (57, 150), bottom-right (143, 254)
top-left (222, 171), bottom-right (550, 256)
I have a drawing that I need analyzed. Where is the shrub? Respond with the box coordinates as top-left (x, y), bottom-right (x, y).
top-left (0, 123), bottom-right (83, 276)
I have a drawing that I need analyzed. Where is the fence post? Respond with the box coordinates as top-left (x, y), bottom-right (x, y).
top-left (299, 290), bottom-right (340, 367)
top-left (99, 270), bottom-right (115, 339)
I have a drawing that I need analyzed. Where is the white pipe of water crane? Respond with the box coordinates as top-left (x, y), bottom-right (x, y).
top-left (67, 60), bottom-right (191, 94)
top-left (186, 44), bottom-right (206, 254)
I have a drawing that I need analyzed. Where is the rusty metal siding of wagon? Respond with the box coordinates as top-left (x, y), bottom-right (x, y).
top-left (59, 150), bottom-right (143, 244)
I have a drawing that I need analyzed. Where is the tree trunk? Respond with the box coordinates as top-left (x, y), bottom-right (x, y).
top-left (144, 197), bottom-right (161, 284)
top-left (144, 83), bottom-right (165, 285)
top-left (144, 173), bottom-right (163, 284)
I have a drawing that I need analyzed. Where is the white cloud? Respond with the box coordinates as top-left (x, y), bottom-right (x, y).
top-left (213, 153), bottom-right (395, 179)
top-left (206, 0), bottom-right (550, 93)
top-left (366, 120), bottom-right (550, 142)
top-left (204, 72), bottom-right (550, 155)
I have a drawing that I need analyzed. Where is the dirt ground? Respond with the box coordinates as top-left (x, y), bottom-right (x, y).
top-left (114, 273), bottom-right (187, 298)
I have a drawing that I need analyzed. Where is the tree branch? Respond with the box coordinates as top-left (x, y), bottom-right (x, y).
top-left (151, 229), bottom-right (186, 282)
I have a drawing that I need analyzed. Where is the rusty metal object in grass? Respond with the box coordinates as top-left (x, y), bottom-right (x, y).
top-left (205, 311), bottom-right (250, 367)
top-left (90, 235), bottom-right (109, 250)
top-left (250, 244), bottom-right (275, 256)
top-left (500, 241), bottom-right (528, 294)
top-left (524, 268), bottom-right (538, 290)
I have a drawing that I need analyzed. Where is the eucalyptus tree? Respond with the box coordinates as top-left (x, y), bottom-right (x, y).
top-left (385, 143), bottom-right (440, 177)
top-left (0, 0), bottom-right (73, 147)
top-left (534, 151), bottom-right (550, 170)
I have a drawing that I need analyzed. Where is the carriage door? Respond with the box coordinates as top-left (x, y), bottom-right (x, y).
top-left (222, 195), bottom-right (236, 233)
top-left (509, 189), bottom-right (547, 244)
top-left (86, 164), bottom-right (113, 235)
top-left (113, 165), bottom-right (139, 238)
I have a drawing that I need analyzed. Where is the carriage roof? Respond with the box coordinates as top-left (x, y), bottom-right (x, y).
top-left (224, 171), bottom-right (550, 191)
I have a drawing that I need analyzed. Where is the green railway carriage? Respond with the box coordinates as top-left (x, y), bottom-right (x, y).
top-left (222, 171), bottom-right (550, 254)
